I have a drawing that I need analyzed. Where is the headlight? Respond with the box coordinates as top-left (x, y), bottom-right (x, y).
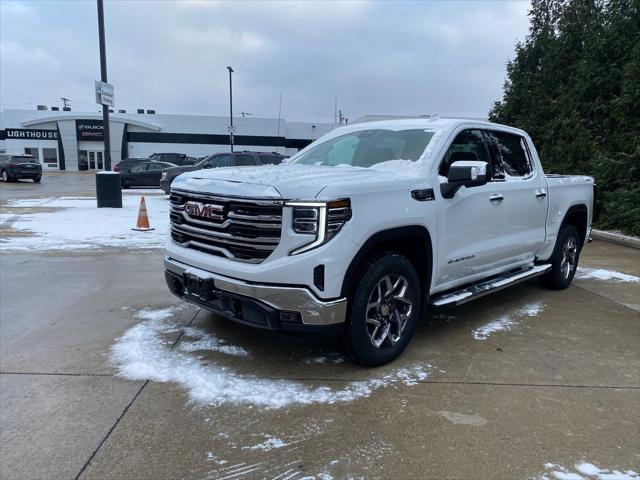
top-left (286, 199), bottom-right (351, 255)
top-left (161, 171), bottom-right (168, 179)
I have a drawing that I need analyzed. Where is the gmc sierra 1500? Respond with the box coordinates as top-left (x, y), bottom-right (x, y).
top-left (164, 118), bottom-right (595, 365)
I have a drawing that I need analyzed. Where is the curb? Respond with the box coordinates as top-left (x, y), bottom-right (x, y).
top-left (591, 229), bottom-right (640, 249)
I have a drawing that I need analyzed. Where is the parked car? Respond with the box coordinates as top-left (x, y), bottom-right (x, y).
top-left (113, 157), bottom-right (147, 172)
top-left (0, 154), bottom-right (42, 183)
top-left (164, 118), bottom-right (595, 366)
top-left (120, 161), bottom-right (176, 188)
top-left (160, 151), bottom-right (287, 194)
top-left (148, 153), bottom-right (198, 166)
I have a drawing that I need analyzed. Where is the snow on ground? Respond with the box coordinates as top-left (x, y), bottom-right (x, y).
top-left (472, 302), bottom-right (544, 340)
top-left (243, 436), bottom-right (289, 451)
top-left (535, 461), bottom-right (639, 480)
top-left (111, 308), bottom-right (434, 409)
top-left (576, 267), bottom-right (639, 283)
top-left (0, 195), bottom-right (169, 251)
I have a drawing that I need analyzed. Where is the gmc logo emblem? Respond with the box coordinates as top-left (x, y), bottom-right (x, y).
top-left (184, 201), bottom-right (223, 220)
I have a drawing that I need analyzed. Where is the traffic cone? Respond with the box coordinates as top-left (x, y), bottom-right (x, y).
top-left (132, 196), bottom-right (155, 231)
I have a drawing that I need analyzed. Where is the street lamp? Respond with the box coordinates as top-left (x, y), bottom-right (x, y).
top-left (227, 66), bottom-right (234, 154)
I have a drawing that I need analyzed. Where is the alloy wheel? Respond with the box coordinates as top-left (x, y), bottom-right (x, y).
top-left (365, 274), bottom-right (413, 348)
top-left (560, 236), bottom-right (577, 279)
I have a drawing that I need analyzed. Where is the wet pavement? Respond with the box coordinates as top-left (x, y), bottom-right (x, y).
top-left (0, 178), bottom-right (638, 480)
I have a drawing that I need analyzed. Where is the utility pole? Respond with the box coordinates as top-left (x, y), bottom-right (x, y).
top-left (227, 66), bottom-right (234, 154)
top-left (97, 0), bottom-right (112, 170)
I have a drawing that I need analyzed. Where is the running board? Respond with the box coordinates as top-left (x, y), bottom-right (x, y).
top-left (430, 264), bottom-right (551, 310)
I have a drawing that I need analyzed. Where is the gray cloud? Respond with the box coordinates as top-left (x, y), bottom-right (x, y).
top-left (0, 0), bottom-right (530, 122)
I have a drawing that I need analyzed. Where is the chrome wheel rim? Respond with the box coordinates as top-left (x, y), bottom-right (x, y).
top-left (1, 171), bottom-right (6, 182)
top-left (560, 236), bottom-right (577, 279)
top-left (365, 274), bottom-right (413, 349)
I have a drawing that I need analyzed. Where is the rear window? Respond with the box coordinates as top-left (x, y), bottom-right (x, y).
top-left (12, 156), bottom-right (37, 163)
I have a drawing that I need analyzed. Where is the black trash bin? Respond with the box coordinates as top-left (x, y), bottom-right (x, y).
top-left (96, 172), bottom-right (123, 208)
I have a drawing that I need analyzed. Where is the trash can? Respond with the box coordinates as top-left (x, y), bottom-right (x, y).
top-left (96, 171), bottom-right (122, 208)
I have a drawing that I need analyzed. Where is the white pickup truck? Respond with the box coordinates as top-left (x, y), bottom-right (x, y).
top-left (164, 118), bottom-right (595, 365)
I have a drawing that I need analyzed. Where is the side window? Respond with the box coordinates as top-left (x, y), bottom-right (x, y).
top-left (439, 129), bottom-right (492, 177)
top-left (147, 163), bottom-right (163, 171)
top-left (131, 163), bottom-right (148, 172)
top-left (211, 154), bottom-right (232, 167)
top-left (234, 154), bottom-right (256, 166)
top-left (489, 131), bottom-right (532, 178)
top-left (258, 154), bottom-right (281, 165)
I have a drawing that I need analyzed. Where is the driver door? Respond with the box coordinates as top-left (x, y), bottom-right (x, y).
top-left (433, 129), bottom-right (508, 292)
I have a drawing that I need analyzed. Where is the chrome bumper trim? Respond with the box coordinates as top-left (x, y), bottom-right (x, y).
top-left (164, 257), bottom-right (347, 326)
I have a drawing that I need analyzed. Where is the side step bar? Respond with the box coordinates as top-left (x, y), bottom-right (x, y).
top-left (430, 264), bottom-right (552, 310)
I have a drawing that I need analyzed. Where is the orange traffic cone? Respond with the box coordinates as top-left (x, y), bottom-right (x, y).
top-left (132, 196), bottom-right (155, 231)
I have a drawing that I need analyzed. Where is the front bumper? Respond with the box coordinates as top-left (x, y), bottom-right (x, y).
top-left (160, 178), bottom-right (171, 194)
top-left (164, 257), bottom-right (347, 330)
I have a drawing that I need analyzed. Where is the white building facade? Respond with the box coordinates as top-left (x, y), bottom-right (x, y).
top-left (0, 108), bottom-right (334, 171)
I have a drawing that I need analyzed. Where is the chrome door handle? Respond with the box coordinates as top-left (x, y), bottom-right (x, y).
top-left (536, 191), bottom-right (547, 199)
top-left (489, 194), bottom-right (504, 203)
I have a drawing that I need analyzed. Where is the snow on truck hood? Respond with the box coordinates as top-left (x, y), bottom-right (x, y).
top-left (171, 161), bottom-right (427, 200)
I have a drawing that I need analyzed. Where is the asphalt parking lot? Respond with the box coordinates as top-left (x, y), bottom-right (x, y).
top-left (0, 174), bottom-right (638, 480)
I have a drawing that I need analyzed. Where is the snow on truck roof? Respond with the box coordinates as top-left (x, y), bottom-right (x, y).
top-left (325, 117), bottom-right (528, 137)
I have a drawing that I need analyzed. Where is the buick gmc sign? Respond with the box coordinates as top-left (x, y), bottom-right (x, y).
top-left (76, 120), bottom-right (104, 140)
top-left (4, 128), bottom-right (58, 140)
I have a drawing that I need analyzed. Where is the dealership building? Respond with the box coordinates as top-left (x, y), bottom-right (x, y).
top-left (0, 108), bottom-right (334, 171)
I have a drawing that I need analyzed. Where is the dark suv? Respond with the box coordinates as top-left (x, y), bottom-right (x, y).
top-left (0, 154), bottom-right (43, 183)
top-left (113, 157), bottom-right (147, 172)
top-left (148, 153), bottom-right (198, 166)
top-left (160, 151), bottom-right (286, 193)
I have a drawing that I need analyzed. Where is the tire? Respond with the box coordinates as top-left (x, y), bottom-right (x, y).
top-left (33, 177), bottom-right (41, 183)
top-left (1, 170), bottom-right (10, 182)
top-left (542, 225), bottom-right (581, 290)
top-left (343, 252), bottom-right (421, 366)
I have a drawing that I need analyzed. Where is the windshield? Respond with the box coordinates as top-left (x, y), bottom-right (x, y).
top-left (289, 129), bottom-right (434, 168)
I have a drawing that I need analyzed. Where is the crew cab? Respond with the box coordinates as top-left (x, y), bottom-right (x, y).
top-left (164, 119), bottom-right (595, 365)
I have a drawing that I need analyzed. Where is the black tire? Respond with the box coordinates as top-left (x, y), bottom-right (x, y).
top-left (344, 252), bottom-right (421, 366)
top-left (542, 225), bottom-right (581, 290)
top-left (33, 177), bottom-right (41, 183)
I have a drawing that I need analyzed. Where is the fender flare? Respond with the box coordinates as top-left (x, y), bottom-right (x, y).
top-left (340, 225), bottom-right (434, 302)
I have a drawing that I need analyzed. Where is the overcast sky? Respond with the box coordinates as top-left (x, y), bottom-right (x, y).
top-left (0, 0), bottom-right (531, 123)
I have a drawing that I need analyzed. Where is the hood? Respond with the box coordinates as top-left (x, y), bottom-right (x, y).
top-left (171, 163), bottom-right (424, 199)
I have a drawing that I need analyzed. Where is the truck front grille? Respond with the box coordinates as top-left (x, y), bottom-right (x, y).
top-left (169, 189), bottom-right (283, 263)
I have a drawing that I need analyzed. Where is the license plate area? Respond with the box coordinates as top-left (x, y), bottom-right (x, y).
top-left (183, 273), bottom-right (218, 303)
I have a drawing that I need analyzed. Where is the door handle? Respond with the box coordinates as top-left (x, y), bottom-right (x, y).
top-left (489, 194), bottom-right (504, 203)
top-left (536, 191), bottom-right (547, 199)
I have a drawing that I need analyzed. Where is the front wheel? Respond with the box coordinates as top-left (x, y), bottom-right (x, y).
top-left (542, 225), bottom-right (581, 290)
top-left (344, 253), bottom-right (421, 366)
top-left (1, 170), bottom-right (10, 182)
top-left (33, 177), bottom-right (41, 183)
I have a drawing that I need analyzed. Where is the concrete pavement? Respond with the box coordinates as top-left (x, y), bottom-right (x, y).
top-left (0, 242), bottom-right (638, 480)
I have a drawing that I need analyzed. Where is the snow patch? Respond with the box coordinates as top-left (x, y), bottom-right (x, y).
top-left (243, 436), bottom-right (288, 451)
top-left (0, 196), bottom-right (169, 251)
top-left (111, 315), bottom-right (434, 409)
top-left (472, 302), bottom-right (544, 340)
top-left (303, 352), bottom-right (345, 365)
top-left (576, 267), bottom-right (639, 283)
top-left (535, 461), bottom-right (639, 480)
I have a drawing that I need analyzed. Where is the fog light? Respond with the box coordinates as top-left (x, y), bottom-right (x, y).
top-left (279, 311), bottom-right (302, 324)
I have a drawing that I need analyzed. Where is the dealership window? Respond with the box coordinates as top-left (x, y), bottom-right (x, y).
top-left (24, 147), bottom-right (40, 161)
top-left (43, 148), bottom-right (58, 167)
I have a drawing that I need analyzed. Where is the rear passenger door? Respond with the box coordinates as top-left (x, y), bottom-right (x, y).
top-left (485, 130), bottom-right (548, 266)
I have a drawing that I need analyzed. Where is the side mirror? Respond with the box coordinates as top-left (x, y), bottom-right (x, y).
top-left (440, 160), bottom-right (488, 199)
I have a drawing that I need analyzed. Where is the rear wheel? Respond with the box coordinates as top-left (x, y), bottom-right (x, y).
top-left (344, 253), bottom-right (421, 366)
top-left (542, 225), bottom-right (581, 290)
top-left (1, 170), bottom-right (10, 182)
top-left (33, 177), bottom-right (41, 183)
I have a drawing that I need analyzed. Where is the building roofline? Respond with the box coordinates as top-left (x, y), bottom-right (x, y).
top-left (20, 114), bottom-right (161, 131)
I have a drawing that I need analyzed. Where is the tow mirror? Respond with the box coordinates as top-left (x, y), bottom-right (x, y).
top-left (441, 160), bottom-right (488, 199)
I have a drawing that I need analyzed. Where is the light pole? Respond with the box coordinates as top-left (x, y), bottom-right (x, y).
top-left (97, 0), bottom-right (111, 170)
top-left (227, 66), bottom-right (234, 154)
